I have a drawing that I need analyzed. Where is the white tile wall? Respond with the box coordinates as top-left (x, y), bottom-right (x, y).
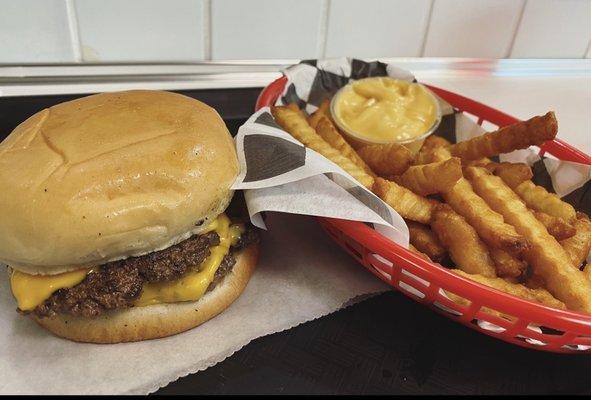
top-left (423, 0), bottom-right (524, 58)
top-left (211, 0), bottom-right (322, 60)
top-left (1, 0), bottom-right (591, 64)
top-left (510, 0), bottom-right (591, 58)
top-left (74, 0), bottom-right (205, 62)
top-left (0, 0), bottom-right (75, 63)
top-left (325, 0), bottom-right (432, 58)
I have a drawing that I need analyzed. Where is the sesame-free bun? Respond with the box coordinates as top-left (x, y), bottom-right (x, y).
top-left (0, 90), bottom-right (239, 274)
top-left (32, 243), bottom-right (258, 343)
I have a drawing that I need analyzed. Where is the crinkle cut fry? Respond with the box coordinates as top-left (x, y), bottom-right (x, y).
top-left (514, 180), bottom-right (577, 224)
top-left (465, 157), bottom-right (493, 168)
top-left (415, 135), bottom-right (451, 165)
top-left (448, 112), bottom-right (558, 161)
top-left (431, 204), bottom-right (497, 278)
top-left (407, 221), bottom-right (446, 262)
top-left (421, 135), bottom-right (451, 151)
top-left (373, 177), bottom-right (435, 224)
top-left (489, 247), bottom-right (527, 281)
top-left (561, 215), bottom-right (591, 268)
top-left (533, 211), bottom-right (576, 241)
top-left (487, 162), bottom-right (533, 189)
top-left (271, 106), bottom-right (374, 189)
top-left (315, 116), bottom-right (375, 176)
top-left (408, 244), bottom-right (432, 262)
top-left (395, 157), bottom-right (462, 196)
top-left (451, 270), bottom-right (566, 310)
top-left (415, 144), bottom-right (452, 165)
top-left (307, 99), bottom-right (330, 129)
top-left (465, 166), bottom-right (591, 313)
top-left (443, 177), bottom-right (530, 257)
top-left (357, 143), bottom-right (414, 176)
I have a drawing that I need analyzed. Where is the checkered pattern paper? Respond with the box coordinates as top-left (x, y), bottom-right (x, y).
top-left (233, 57), bottom-right (591, 258)
top-left (232, 106), bottom-right (408, 246)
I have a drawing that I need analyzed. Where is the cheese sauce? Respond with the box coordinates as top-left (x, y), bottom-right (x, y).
top-left (333, 77), bottom-right (438, 144)
top-left (9, 213), bottom-right (243, 311)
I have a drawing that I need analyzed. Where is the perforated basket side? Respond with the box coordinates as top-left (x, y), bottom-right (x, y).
top-left (257, 75), bottom-right (591, 353)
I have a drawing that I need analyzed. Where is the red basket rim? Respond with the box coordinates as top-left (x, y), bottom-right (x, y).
top-left (255, 74), bottom-right (591, 334)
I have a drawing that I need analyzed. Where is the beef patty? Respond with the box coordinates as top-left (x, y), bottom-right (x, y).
top-left (31, 224), bottom-right (258, 318)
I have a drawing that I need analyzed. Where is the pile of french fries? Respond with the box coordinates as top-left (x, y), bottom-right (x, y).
top-left (272, 99), bottom-right (591, 315)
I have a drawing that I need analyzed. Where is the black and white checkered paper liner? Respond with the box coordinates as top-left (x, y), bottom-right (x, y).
top-left (232, 58), bottom-right (591, 348)
top-left (232, 106), bottom-right (409, 246)
top-left (233, 57), bottom-right (591, 251)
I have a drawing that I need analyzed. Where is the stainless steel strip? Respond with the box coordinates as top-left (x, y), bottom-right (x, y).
top-left (1, 58), bottom-right (591, 97)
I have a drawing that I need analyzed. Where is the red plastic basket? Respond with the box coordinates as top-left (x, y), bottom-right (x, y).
top-left (256, 75), bottom-right (591, 353)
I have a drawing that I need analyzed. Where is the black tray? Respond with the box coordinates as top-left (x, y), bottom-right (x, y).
top-left (3, 88), bottom-right (590, 395)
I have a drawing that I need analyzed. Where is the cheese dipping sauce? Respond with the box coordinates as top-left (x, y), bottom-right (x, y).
top-left (332, 77), bottom-right (439, 144)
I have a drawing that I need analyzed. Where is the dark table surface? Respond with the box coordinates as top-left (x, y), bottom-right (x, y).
top-left (156, 291), bottom-right (591, 395)
top-left (3, 88), bottom-right (590, 396)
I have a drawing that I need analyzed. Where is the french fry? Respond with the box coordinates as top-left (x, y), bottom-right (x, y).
top-left (533, 211), bottom-right (576, 241)
top-left (357, 143), bottom-right (414, 176)
top-left (433, 147), bottom-right (453, 162)
top-left (414, 135), bottom-right (451, 165)
top-left (514, 180), bottom-right (576, 223)
top-left (431, 204), bottom-right (496, 277)
top-left (395, 157), bottom-right (463, 196)
top-left (286, 102), bottom-right (301, 112)
top-left (448, 112), bottom-right (558, 161)
top-left (465, 166), bottom-right (591, 313)
top-left (315, 116), bottom-right (374, 176)
top-left (407, 221), bottom-right (446, 262)
top-left (465, 157), bottom-right (493, 168)
top-left (487, 162), bottom-right (533, 189)
top-left (489, 247), bottom-right (527, 281)
top-left (418, 135), bottom-right (451, 153)
top-left (560, 215), bottom-right (591, 268)
top-left (373, 178), bottom-right (436, 224)
top-left (451, 270), bottom-right (566, 310)
top-left (409, 244), bottom-right (433, 262)
top-left (418, 145), bottom-right (528, 258)
top-left (307, 99), bottom-right (330, 129)
top-left (524, 272), bottom-right (546, 290)
top-left (443, 178), bottom-right (530, 256)
top-left (271, 106), bottom-right (374, 189)
top-left (415, 144), bottom-right (452, 165)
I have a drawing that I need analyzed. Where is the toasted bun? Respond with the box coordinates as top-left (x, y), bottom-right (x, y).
top-left (32, 243), bottom-right (258, 343)
top-left (0, 90), bottom-right (238, 274)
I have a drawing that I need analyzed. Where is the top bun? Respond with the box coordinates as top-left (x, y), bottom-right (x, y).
top-left (0, 90), bottom-right (238, 274)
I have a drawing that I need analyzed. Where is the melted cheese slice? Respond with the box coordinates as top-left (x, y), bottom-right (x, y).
top-left (10, 268), bottom-right (91, 311)
top-left (9, 213), bottom-right (243, 311)
top-left (135, 214), bottom-right (243, 307)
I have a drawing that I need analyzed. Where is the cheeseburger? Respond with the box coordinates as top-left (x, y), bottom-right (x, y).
top-left (0, 90), bottom-right (259, 343)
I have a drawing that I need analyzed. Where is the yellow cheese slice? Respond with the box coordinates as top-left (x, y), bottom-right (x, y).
top-left (10, 268), bottom-right (91, 311)
top-left (10, 213), bottom-right (244, 311)
top-left (135, 214), bottom-right (243, 306)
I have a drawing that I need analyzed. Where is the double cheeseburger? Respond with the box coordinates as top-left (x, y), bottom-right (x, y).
top-left (0, 90), bottom-right (259, 343)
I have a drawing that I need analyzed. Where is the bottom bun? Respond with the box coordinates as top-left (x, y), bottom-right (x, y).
top-left (33, 243), bottom-right (259, 344)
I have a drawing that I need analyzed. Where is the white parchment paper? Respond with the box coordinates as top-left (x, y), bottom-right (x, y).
top-left (0, 213), bottom-right (388, 394)
top-left (232, 107), bottom-right (409, 246)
